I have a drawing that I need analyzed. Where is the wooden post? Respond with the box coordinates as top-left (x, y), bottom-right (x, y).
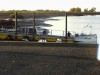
top-left (15, 12), bottom-right (17, 35)
top-left (33, 12), bottom-right (35, 37)
top-left (51, 30), bottom-right (52, 35)
top-left (65, 12), bottom-right (67, 39)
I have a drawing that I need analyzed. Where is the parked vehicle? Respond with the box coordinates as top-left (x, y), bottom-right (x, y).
top-left (6, 26), bottom-right (49, 35)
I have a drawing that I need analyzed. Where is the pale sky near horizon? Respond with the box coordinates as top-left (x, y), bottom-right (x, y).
top-left (0, 0), bottom-right (100, 11)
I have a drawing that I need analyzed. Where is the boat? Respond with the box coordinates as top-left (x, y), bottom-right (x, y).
top-left (74, 25), bottom-right (97, 44)
top-left (74, 33), bottom-right (97, 44)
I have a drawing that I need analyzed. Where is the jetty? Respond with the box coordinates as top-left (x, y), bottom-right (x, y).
top-left (0, 12), bottom-right (99, 75)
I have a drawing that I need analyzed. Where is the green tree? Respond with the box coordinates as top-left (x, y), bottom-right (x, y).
top-left (75, 7), bottom-right (81, 12)
top-left (84, 8), bottom-right (89, 12)
top-left (69, 7), bottom-right (81, 13)
top-left (69, 8), bottom-right (75, 12)
top-left (89, 7), bottom-right (96, 12)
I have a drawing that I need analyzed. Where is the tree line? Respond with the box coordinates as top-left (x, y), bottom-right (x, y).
top-left (0, 7), bottom-right (97, 14)
top-left (0, 7), bottom-right (97, 19)
top-left (69, 7), bottom-right (96, 13)
top-left (0, 7), bottom-right (97, 28)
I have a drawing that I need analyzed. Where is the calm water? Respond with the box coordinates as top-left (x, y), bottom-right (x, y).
top-left (44, 16), bottom-right (100, 41)
top-left (44, 15), bottom-right (100, 60)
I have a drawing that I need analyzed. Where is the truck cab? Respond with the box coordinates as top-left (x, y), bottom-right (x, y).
top-left (17, 26), bottom-right (49, 35)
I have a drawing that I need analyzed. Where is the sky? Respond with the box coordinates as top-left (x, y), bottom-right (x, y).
top-left (0, 0), bottom-right (100, 11)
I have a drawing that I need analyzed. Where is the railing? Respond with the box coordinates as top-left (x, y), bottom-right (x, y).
top-left (0, 28), bottom-right (76, 38)
top-left (48, 29), bottom-right (65, 36)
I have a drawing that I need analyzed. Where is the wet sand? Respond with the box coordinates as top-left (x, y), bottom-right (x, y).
top-left (0, 52), bottom-right (99, 75)
top-left (0, 42), bottom-right (99, 75)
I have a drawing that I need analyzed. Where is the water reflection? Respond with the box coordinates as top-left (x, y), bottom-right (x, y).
top-left (45, 16), bottom-right (100, 36)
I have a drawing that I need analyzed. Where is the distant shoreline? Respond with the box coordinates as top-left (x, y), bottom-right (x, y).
top-left (0, 12), bottom-right (98, 28)
top-left (17, 16), bottom-right (53, 27)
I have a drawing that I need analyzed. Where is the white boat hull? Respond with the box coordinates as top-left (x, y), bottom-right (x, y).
top-left (74, 35), bottom-right (97, 44)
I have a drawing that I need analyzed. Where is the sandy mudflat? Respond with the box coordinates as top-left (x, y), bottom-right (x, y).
top-left (0, 42), bottom-right (99, 75)
top-left (0, 51), bottom-right (99, 75)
